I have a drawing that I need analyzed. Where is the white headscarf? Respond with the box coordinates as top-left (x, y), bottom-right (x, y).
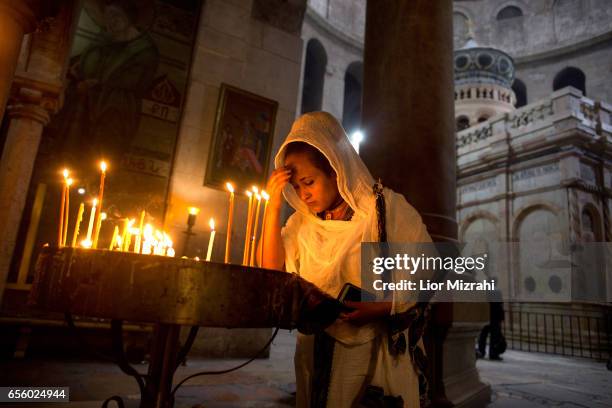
top-left (276, 112), bottom-right (431, 344)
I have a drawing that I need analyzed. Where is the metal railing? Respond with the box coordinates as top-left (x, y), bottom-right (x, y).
top-left (502, 306), bottom-right (612, 362)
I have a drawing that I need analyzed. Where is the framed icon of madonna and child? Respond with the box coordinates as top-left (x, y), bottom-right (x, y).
top-left (205, 83), bottom-right (278, 189)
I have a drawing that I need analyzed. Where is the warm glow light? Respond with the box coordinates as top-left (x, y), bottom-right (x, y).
top-left (194, 256), bottom-right (200, 261)
top-left (209, 218), bottom-right (215, 230)
top-left (246, 190), bottom-right (252, 197)
top-left (101, 212), bottom-right (107, 220)
top-left (100, 161), bottom-right (107, 172)
top-left (62, 169), bottom-right (69, 179)
top-left (77, 188), bottom-right (86, 195)
top-left (226, 182), bottom-right (234, 193)
top-left (66, 178), bottom-right (74, 187)
top-left (81, 239), bottom-right (92, 248)
top-left (261, 191), bottom-right (270, 201)
top-left (92, 198), bottom-right (98, 206)
top-left (188, 207), bottom-right (200, 215)
top-left (167, 247), bottom-right (176, 257)
top-left (252, 186), bottom-right (259, 194)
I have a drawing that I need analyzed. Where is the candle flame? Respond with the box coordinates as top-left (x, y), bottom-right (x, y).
top-left (255, 193), bottom-right (261, 200)
top-left (143, 224), bottom-right (153, 239)
top-left (92, 198), bottom-right (98, 206)
top-left (261, 190), bottom-right (270, 200)
top-left (226, 182), bottom-right (234, 193)
top-left (81, 239), bottom-right (92, 248)
top-left (252, 186), bottom-right (259, 194)
top-left (188, 206), bottom-right (200, 215)
top-left (62, 168), bottom-right (69, 179)
top-left (167, 247), bottom-right (176, 257)
top-left (246, 190), bottom-right (252, 197)
top-left (209, 218), bottom-right (215, 230)
top-left (66, 178), bottom-right (74, 187)
top-left (100, 161), bottom-right (107, 172)
top-left (101, 212), bottom-right (107, 220)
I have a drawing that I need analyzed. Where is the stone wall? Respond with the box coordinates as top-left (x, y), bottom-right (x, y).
top-left (164, 0), bottom-right (305, 357)
top-left (457, 87), bottom-right (612, 302)
top-left (165, 0), bottom-right (303, 258)
top-left (300, 7), bottom-right (363, 120)
top-left (305, 0), bottom-right (612, 121)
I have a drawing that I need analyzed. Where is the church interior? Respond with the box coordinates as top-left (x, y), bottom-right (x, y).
top-left (0, 0), bottom-right (611, 407)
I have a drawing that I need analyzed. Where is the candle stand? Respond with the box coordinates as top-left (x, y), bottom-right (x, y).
top-left (29, 247), bottom-right (341, 408)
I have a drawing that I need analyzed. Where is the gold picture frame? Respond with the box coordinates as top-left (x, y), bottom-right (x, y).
top-left (205, 83), bottom-right (278, 189)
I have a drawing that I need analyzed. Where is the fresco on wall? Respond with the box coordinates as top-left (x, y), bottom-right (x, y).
top-left (14, 0), bottom-right (202, 281)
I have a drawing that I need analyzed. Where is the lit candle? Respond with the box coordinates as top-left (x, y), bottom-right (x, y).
top-left (242, 191), bottom-right (253, 265)
top-left (62, 177), bottom-right (73, 247)
top-left (122, 219), bottom-right (135, 252)
top-left (120, 218), bottom-right (130, 251)
top-left (92, 161), bottom-right (107, 248)
top-left (142, 224), bottom-right (153, 254)
top-left (249, 192), bottom-right (262, 266)
top-left (58, 169), bottom-right (69, 247)
top-left (249, 193), bottom-right (261, 266)
top-left (83, 198), bottom-right (98, 248)
top-left (259, 190), bottom-right (270, 265)
top-left (224, 182), bottom-right (235, 263)
top-left (109, 225), bottom-right (119, 250)
top-left (206, 218), bottom-right (216, 262)
top-left (167, 247), bottom-right (176, 257)
top-left (71, 202), bottom-right (85, 247)
top-left (187, 206), bottom-right (199, 228)
top-left (134, 210), bottom-right (146, 253)
top-left (154, 230), bottom-right (164, 255)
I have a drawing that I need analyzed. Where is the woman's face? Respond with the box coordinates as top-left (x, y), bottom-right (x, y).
top-left (285, 152), bottom-right (341, 214)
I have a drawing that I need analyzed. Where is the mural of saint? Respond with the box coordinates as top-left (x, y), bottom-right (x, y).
top-left (57, 0), bottom-right (159, 169)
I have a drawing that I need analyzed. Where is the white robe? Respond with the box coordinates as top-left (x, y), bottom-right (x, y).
top-left (274, 111), bottom-right (432, 407)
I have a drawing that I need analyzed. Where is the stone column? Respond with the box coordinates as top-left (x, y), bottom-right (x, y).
top-left (360, 1), bottom-right (490, 406)
top-left (0, 1), bottom-right (36, 120)
top-left (0, 102), bottom-right (51, 302)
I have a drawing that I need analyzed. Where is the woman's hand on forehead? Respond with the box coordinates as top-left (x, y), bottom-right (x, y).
top-left (266, 167), bottom-right (292, 210)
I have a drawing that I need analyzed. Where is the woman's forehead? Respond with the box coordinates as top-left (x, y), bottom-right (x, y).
top-left (285, 152), bottom-right (319, 174)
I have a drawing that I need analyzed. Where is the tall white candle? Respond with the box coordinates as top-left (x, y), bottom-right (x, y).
top-left (224, 182), bottom-right (235, 263)
top-left (206, 218), bottom-right (216, 262)
top-left (82, 198), bottom-right (98, 247)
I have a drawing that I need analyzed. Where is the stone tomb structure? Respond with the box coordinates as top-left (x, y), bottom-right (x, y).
top-left (457, 86), bottom-right (612, 359)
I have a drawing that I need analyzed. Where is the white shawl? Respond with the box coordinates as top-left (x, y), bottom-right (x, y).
top-left (275, 112), bottom-right (432, 346)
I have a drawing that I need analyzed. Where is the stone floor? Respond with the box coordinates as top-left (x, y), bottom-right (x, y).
top-left (0, 330), bottom-right (610, 407)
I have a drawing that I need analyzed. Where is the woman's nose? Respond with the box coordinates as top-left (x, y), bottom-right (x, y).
top-left (300, 190), bottom-right (311, 201)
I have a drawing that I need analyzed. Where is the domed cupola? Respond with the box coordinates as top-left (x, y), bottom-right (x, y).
top-left (454, 24), bottom-right (516, 131)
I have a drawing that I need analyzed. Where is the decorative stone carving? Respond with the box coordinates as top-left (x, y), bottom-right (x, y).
top-left (509, 99), bottom-right (553, 128)
top-left (457, 124), bottom-right (493, 148)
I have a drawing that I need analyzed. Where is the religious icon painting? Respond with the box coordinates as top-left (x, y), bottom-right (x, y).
top-left (205, 83), bottom-right (278, 189)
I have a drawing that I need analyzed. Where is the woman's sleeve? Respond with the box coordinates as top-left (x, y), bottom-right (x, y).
top-left (280, 212), bottom-right (301, 273)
